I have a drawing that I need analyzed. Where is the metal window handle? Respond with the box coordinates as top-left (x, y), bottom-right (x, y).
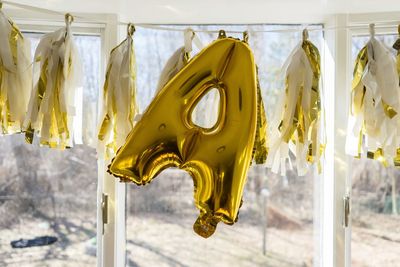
top-left (102, 194), bottom-right (109, 234)
top-left (343, 195), bottom-right (350, 228)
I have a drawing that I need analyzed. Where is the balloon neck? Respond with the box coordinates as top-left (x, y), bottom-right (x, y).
top-left (193, 213), bottom-right (219, 238)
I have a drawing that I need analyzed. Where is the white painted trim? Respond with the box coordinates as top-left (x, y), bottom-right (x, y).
top-left (344, 11), bottom-right (400, 267)
top-left (9, 5), bottom-right (400, 267)
top-left (348, 11), bottom-right (400, 25)
top-left (3, 8), bottom-right (108, 26)
top-left (96, 159), bottom-right (105, 267)
top-left (321, 15), bottom-right (336, 267)
top-left (2, 9), bottom-right (106, 34)
top-left (322, 14), bottom-right (352, 267)
top-left (97, 14), bottom-right (127, 267)
top-left (4, 9), bottom-right (118, 267)
top-left (334, 14), bottom-right (352, 267)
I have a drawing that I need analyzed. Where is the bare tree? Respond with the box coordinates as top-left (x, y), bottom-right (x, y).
top-left (391, 168), bottom-right (398, 215)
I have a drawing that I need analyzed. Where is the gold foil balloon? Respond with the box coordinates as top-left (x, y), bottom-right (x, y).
top-left (109, 35), bottom-right (258, 238)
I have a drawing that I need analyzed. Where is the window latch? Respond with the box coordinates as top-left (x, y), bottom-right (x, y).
top-left (102, 193), bottom-right (109, 235)
top-left (343, 194), bottom-right (350, 228)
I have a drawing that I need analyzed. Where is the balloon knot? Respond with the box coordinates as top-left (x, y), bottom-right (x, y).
top-left (193, 213), bottom-right (219, 238)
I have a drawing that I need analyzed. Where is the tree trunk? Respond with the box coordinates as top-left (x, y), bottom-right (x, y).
top-left (392, 169), bottom-right (398, 215)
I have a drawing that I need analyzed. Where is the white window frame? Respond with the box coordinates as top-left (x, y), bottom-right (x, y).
top-left (3, 7), bottom-right (126, 267)
top-left (322, 14), bottom-right (352, 267)
top-left (4, 5), bottom-right (400, 267)
top-left (323, 11), bottom-right (400, 267)
top-left (0, 8), bottom-right (342, 267)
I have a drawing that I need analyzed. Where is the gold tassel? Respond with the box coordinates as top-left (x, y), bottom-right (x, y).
top-left (348, 30), bottom-right (400, 166)
top-left (0, 10), bottom-right (31, 134)
top-left (266, 32), bottom-right (324, 176)
top-left (24, 14), bottom-right (82, 149)
top-left (393, 25), bottom-right (400, 166)
top-left (241, 31), bottom-right (267, 165)
top-left (156, 30), bottom-right (196, 93)
top-left (301, 39), bottom-right (323, 165)
top-left (252, 66), bottom-right (268, 164)
top-left (98, 23), bottom-right (138, 158)
top-left (394, 25), bottom-right (400, 82)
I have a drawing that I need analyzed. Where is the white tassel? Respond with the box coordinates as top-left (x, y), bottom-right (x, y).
top-left (346, 35), bottom-right (400, 166)
top-left (98, 30), bottom-right (138, 157)
top-left (266, 39), bottom-right (323, 176)
top-left (156, 46), bottom-right (187, 92)
top-left (155, 29), bottom-right (222, 130)
top-left (156, 28), bottom-right (204, 92)
top-left (24, 20), bottom-right (83, 149)
top-left (0, 10), bottom-right (32, 134)
top-left (155, 28), bottom-right (226, 131)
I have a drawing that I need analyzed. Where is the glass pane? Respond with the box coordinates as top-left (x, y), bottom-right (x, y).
top-left (0, 32), bottom-right (101, 266)
top-left (351, 34), bottom-right (400, 267)
top-left (127, 25), bottom-right (323, 267)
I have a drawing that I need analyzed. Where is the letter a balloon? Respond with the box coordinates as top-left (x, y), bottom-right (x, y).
top-left (109, 36), bottom-right (258, 238)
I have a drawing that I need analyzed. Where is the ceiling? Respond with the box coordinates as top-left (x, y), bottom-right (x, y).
top-left (5, 0), bottom-right (400, 24)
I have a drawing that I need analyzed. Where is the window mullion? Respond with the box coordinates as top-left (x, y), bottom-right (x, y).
top-left (322, 14), bottom-right (351, 267)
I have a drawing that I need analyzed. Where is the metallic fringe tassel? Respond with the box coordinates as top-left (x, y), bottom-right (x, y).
top-left (346, 37), bottom-right (400, 166)
top-left (393, 32), bottom-right (400, 166)
top-left (98, 36), bottom-right (138, 158)
top-left (252, 66), bottom-right (268, 164)
top-left (24, 27), bottom-right (82, 149)
top-left (395, 32), bottom-right (400, 80)
top-left (266, 40), bottom-right (324, 176)
top-left (0, 10), bottom-right (31, 134)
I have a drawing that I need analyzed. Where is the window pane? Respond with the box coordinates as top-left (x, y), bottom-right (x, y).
top-left (351, 34), bottom-right (400, 267)
top-left (127, 25), bottom-right (323, 267)
top-left (0, 33), bottom-right (101, 267)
